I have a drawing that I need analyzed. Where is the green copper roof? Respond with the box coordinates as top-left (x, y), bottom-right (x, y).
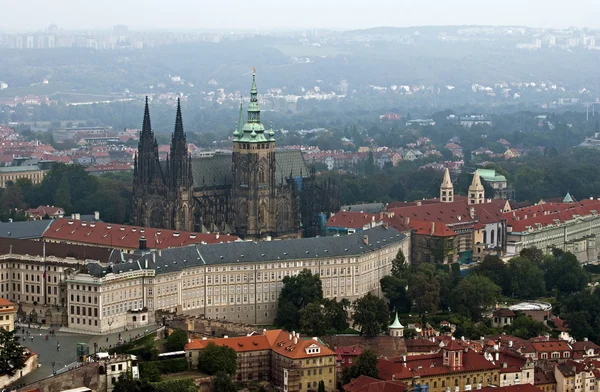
top-left (389, 313), bottom-right (404, 329)
top-left (564, 192), bottom-right (574, 203)
top-left (236, 71), bottom-right (273, 143)
top-left (477, 169), bottom-right (507, 182)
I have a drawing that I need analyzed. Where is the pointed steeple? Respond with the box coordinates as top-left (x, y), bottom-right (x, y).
top-left (142, 96), bottom-right (152, 138)
top-left (173, 98), bottom-right (185, 142)
top-left (389, 313), bottom-right (404, 337)
top-left (563, 192), bottom-right (574, 203)
top-left (468, 170), bottom-right (485, 205)
top-left (440, 167), bottom-right (454, 203)
top-left (234, 101), bottom-right (244, 139)
top-left (237, 70), bottom-right (268, 143)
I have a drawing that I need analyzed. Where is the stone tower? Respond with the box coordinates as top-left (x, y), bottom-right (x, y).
top-left (440, 167), bottom-right (454, 203)
top-left (231, 71), bottom-right (277, 239)
top-left (468, 170), bottom-right (485, 205)
top-left (169, 98), bottom-right (193, 231)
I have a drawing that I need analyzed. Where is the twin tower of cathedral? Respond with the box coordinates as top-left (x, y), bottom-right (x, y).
top-left (132, 72), bottom-right (339, 239)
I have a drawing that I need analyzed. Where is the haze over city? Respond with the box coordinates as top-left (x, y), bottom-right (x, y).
top-left (2, 0), bottom-right (600, 31)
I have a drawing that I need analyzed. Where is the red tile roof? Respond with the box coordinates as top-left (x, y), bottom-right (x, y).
top-left (343, 375), bottom-right (409, 392)
top-left (378, 349), bottom-right (498, 380)
top-left (185, 330), bottom-right (335, 360)
top-left (409, 220), bottom-right (457, 237)
top-left (44, 218), bottom-right (239, 250)
top-left (480, 385), bottom-right (543, 392)
top-left (327, 211), bottom-right (378, 229)
top-left (530, 340), bottom-right (571, 353)
top-left (505, 200), bottom-right (600, 233)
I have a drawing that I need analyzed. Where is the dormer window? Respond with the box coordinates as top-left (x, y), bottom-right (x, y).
top-left (305, 344), bottom-right (321, 355)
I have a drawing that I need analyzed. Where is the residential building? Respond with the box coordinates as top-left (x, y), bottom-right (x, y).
top-left (491, 308), bottom-right (516, 328)
top-left (504, 199), bottom-right (600, 262)
top-left (0, 298), bottom-right (17, 331)
top-left (0, 164), bottom-right (48, 188)
top-left (336, 345), bottom-right (362, 369)
top-left (185, 329), bottom-right (336, 391)
top-left (104, 354), bottom-right (140, 392)
top-left (378, 340), bottom-right (501, 392)
top-left (25, 205), bottom-right (65, 220)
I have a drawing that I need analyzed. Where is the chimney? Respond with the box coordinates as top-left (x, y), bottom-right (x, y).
top-left (75, 213), bottom-right (80, 220)
top-left (297, 333), bottom-right (300, 339)
top-left (292, 331), bottom-right (296, 338)
top-left (508, 340), bottom-right (513, 347)
top-left (495, 352), bottom-right (499, 361)
top-left (431, 222), bottom-right (435, 235)
top-left (363, 235), bottom-right (369, 245)
top-left (263, 329), bottom-right (267, 335)
top-left (139, 236), bottom-right (147, 250)
top-left (470, 207), bottom-right (475, 219)
top-left (224, 335), bottom-right (228, 339)
top-left (294, 337), bottom-right (298, 344)
top-left (405, 217), bottom-right (410, 225)
top-left (94, 211), bottom-right (100, 220)
top-left (289, 333), bottom-right (293, 340)
top-left (202, 337), bottom-right (207, 340)
top-left (417, 201), bottom-right (422, 206)
top-left (584, 337), bottom-right (589, 342)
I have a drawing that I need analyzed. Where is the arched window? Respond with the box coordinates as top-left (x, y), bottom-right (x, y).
top-left (483, 231), bottom-right (487, 244)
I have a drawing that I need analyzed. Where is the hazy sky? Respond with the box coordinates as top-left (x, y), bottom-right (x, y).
top-left (3, 0), bottom-right (599, 31)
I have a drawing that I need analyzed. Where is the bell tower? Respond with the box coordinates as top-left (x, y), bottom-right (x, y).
top-left (440, 167), bottom-right (454, 203)
top-left (468, 170), bottom-right (485, 205)
top-left (231, 70), bottom-right (277, 239)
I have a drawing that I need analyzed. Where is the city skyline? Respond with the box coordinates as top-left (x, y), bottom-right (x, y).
top-left (2, 0), bottom-right (600, 32)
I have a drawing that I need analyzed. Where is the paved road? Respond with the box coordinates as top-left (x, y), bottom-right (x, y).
top-left (13, 324), bottom-right (160, 387)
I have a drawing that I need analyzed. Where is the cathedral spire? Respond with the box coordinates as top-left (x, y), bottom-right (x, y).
top-left (234, 101), bottom-right (243, 139)
top-left (142, 96), bottom-right (152, 139)
top-left (173, 98), bottom-right (185, 142)
top-left (236, 70), bottom-right (269, 143)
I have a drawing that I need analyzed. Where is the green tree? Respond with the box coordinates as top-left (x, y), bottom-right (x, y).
top-left (211, 371), bottom-right (238, 392)
top-left (519, 247), bottom-right (545, 265)
top-left (0, 329), bottom-right (26, 376)
top-left (323, 298), bottom-right (349, 332)
top-left (113, 371), bottom-right (151, 392)
top-left (390, 249), bottom-right (408, 278)
top-left (300, 302), bottom-right (329, 336)
top-left (54, 176), bottom-right (72, 210)
top-left (559, 290), bottom-right (600, 341)
top-left (165, 329), bottom-right (188, 352)
top-left (380, 275), bottom-right (410, 313)
top-left (318, 380), bottom-right (326, 392)
top-left (542, 251), bottom-right (589, 294)
top-left (275, 269), bottom-right (323, 330)
top-left (198, 342), bottom-right (237, 376)
top-left (472, 255), bottom-right (509, 294)
top-left (353, 293), bottom-right (389, 337)
top-left (507, 256), bottom-right (546, 299)
top-left (140, 362), bottom-right (161, 382)
top-left (507, 314), bottom-right (548, 339)
top-left (0, 182), bottom-right (27, 212)
top-left (451, 275), bottom-right (501, 321)
top-left (408, 274), bottom-right (440, 317)
top-left (342, 349), bottom-right (379, 384)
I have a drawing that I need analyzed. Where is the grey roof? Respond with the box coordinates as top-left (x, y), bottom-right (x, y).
top-left (141, 225), bottom-right (406, 275)
top-left (0, 165), bottom-right (41, 173)
top-left (341, 202), bottom-right (386, 213)
top-left (190, 150), bottom-right (308, 189)
top-left (0, 220), bottom-right (53, 239)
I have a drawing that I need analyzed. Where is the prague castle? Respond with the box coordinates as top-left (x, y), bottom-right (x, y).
top-left (132, 72), bottom-right (338, 239)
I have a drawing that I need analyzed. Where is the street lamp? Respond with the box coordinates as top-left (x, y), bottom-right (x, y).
top-left (52, 361), bottom-right (55, 375)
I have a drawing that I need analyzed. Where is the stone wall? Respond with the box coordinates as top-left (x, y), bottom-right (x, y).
top-left (167, 315), bottom-right (257, 338)
top-left (0, 353), bottom-right (38, 389)
top-left (17, 362), bottom-right (105, 392)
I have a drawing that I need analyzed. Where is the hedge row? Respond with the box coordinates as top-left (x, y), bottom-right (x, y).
top-left (140, 358), bottom-right (188, 374)
top-left (108, 333), bottom-right (156, 355)
top-left (150, 378), bottom-right (196, 392)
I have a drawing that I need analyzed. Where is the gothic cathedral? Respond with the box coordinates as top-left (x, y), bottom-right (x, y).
top-left (132, 72), bottom-right (339, 239)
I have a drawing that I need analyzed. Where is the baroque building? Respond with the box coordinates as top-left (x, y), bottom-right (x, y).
top-left (132, 72), bottom-right (338, 239)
